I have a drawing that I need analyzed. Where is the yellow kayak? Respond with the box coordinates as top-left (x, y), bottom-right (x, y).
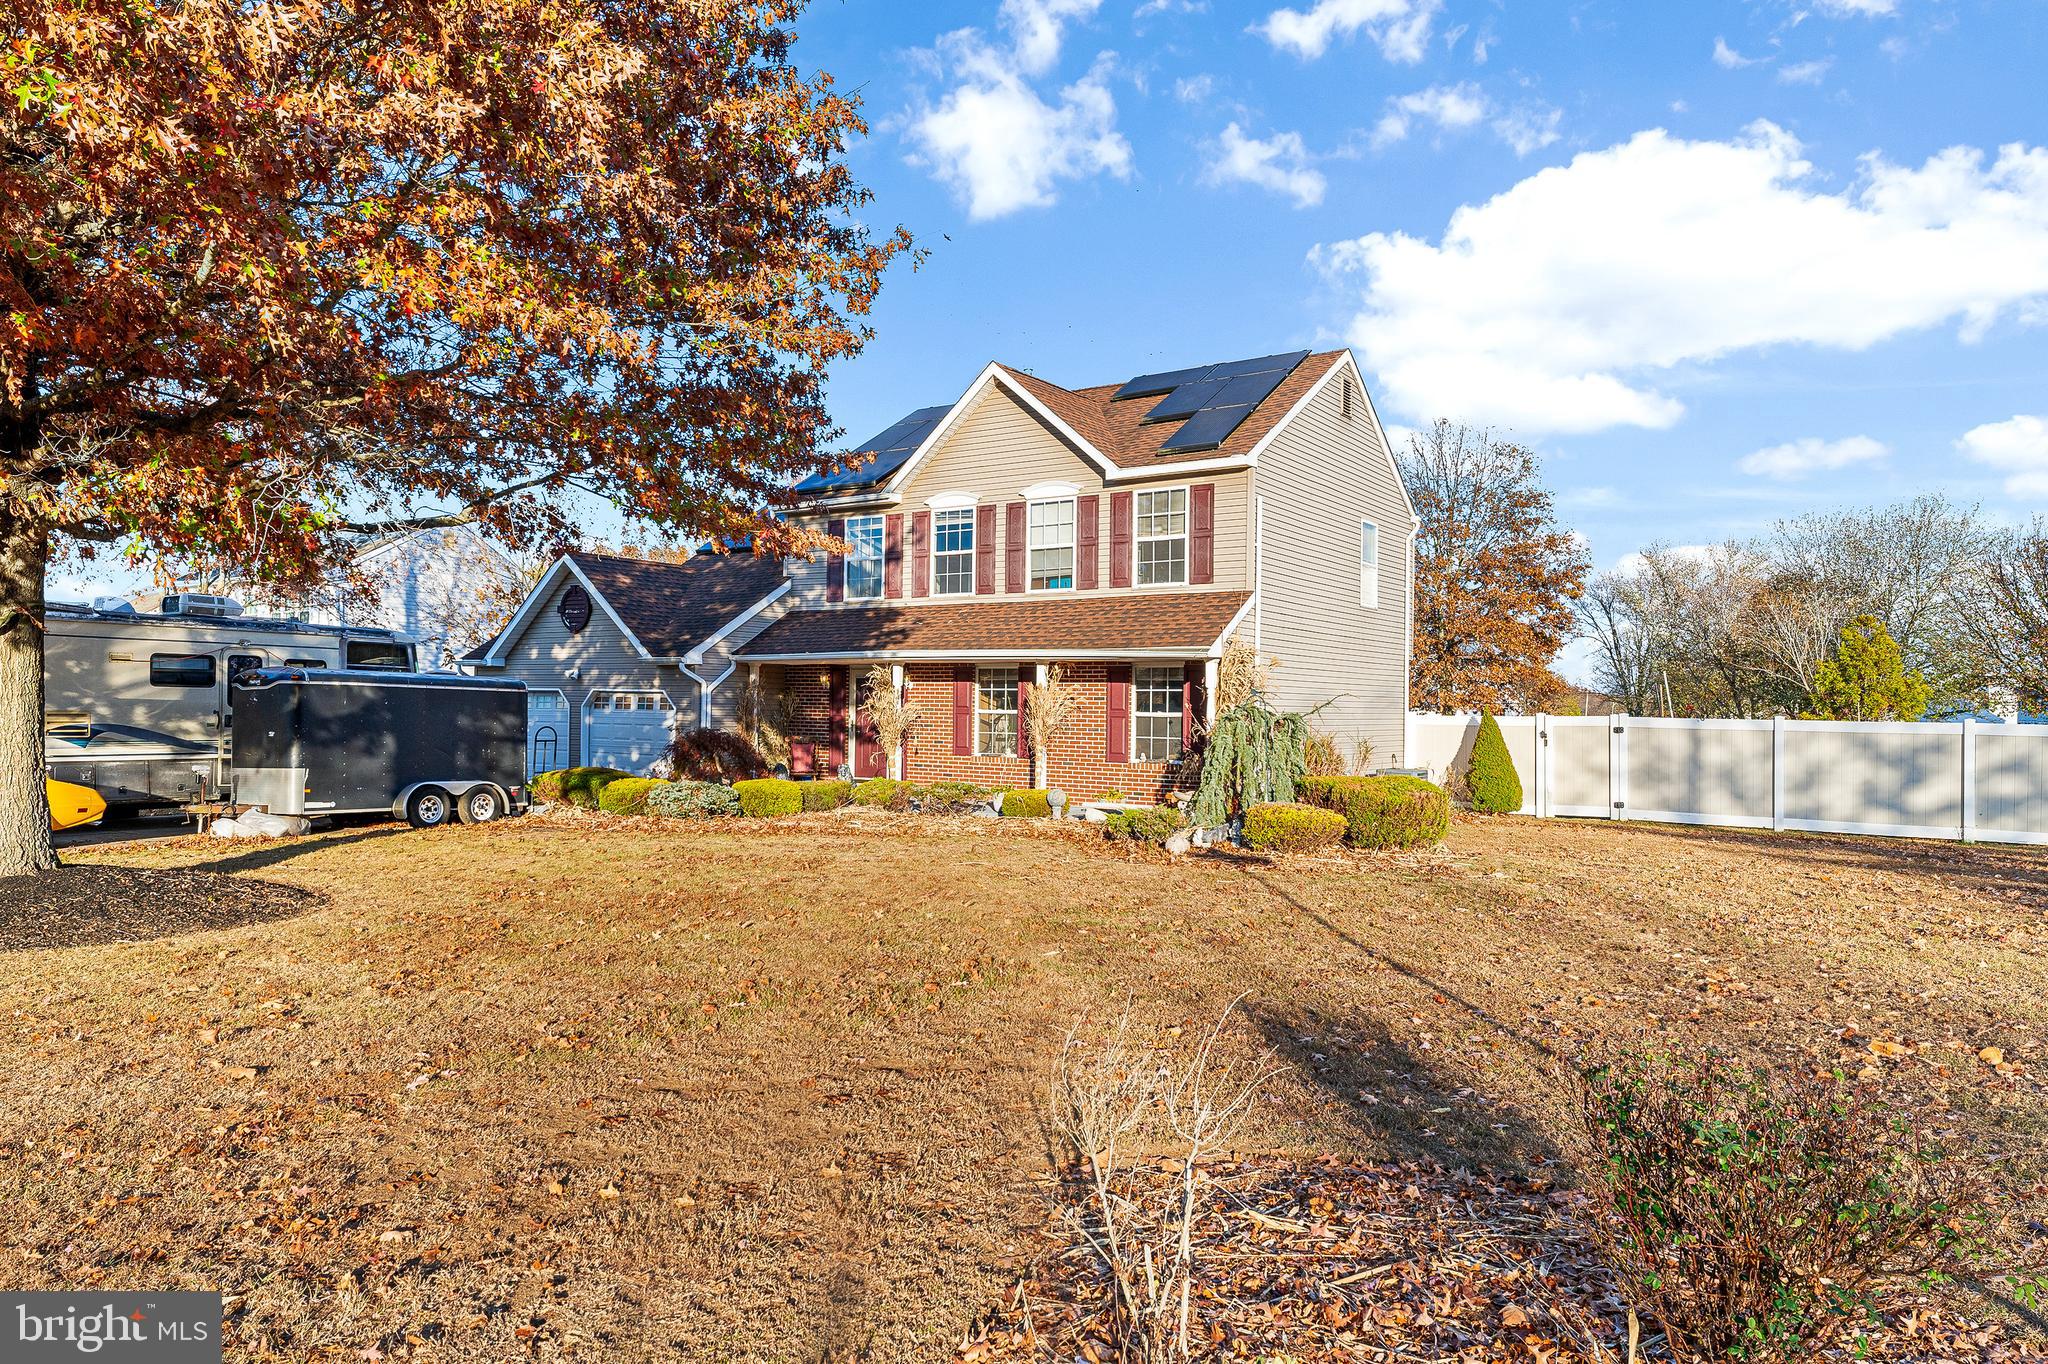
top-left (47, 778), bottom-right (107, 831)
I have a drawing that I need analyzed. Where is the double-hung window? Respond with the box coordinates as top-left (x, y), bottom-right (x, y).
top-left (975, 666), bottom-right (1019, 757)
top-left (1133, 666), bottom-right (1183, 762)
top-left (1028, 499), bottom-right (1076, 591)
top-left (1134, 488), bottom-right (1187, 586)
top-left (933, 508), bottom-right (975, 594)
top-left (845, 514), bottom-right (885, 601)
top-left (1359, 519), bottom-right (1380, 609)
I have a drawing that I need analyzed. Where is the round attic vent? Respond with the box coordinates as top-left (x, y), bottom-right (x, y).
top-left (559, 584), bottom-right (592, 635)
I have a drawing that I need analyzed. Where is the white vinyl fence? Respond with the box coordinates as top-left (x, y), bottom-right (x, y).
top-left (1405, 712), bottom-right (2048, 847)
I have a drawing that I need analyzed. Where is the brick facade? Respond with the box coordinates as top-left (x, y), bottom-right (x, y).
top-left (774, 659), bottom-right (1194, 802)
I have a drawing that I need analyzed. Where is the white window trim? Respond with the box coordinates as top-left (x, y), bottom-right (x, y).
top-left (1020, 480), bottom-right (1080, 500)
top-left (1025, 495), bottom-right (1078, 595)
top-left (1132, 484), bottom-right (1191, 589)
top-left (931, 505), bottom-right (977, 596)
top-left (973, 665), bottom-right (1020, 758)
top-left (1132, 663), bottom-right (1184, 764)
top-left (844, 513), bottom-right (886, 602)
top-left (926, 491), bottom-right (977, 510)
top-left (1359, 518), bottom-right (1380, 610)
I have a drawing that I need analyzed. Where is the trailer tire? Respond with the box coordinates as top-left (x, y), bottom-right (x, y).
top-left (406, 786), bottom-right (453, 829)
top-left (457, 786), bottom-right (503, 825)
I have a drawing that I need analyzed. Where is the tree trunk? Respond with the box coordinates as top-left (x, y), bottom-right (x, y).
top-left (0, 498), bottom-right (56, 877)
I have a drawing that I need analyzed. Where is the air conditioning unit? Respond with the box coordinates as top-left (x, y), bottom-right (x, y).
top-left (159, 593), bottom-right (245, 618)
top-left (90, 596), bottom-right (137, 615)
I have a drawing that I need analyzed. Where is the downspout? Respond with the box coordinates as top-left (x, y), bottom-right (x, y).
top-left (678, 661), bottom-right (734, 731)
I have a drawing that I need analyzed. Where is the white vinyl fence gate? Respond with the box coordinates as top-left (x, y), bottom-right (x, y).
top-left (1405, 713), bottom-right (2048, 847)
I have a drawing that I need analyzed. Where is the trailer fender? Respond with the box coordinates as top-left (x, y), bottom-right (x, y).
top-left (391, 780), bottom-right (512, 821)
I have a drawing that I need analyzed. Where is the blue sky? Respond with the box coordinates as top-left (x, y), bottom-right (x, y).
top-left (790, 0), bottom-right (2046, 578)
top-left (58, 0), bottom-right (2048, 674)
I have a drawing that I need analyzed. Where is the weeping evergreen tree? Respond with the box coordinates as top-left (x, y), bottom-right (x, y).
top-left (1188, 698), bottom-right (1310, 830)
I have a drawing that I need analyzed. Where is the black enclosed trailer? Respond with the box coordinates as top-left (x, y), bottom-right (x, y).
top-left (230, 668), bottom-right (528, 827)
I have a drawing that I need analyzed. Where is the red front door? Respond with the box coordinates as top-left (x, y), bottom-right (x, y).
top-left (852, 669), bottom-right (887, 779)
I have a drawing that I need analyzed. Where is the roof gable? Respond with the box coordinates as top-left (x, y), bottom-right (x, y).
top-left (474, 550), bottom-right (786, 664)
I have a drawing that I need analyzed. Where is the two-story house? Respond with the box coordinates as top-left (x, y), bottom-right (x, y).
top-left (466, 347), bottom-right (1416, 799)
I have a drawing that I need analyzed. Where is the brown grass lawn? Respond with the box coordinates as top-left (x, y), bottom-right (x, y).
top-left (1, 810), bottom-right (2044, 1360)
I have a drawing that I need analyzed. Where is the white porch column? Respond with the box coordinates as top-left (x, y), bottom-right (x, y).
top-left (1202, 656), bottom-right (1220, 728)
top-left (890, 662), bottom-right (907, 780)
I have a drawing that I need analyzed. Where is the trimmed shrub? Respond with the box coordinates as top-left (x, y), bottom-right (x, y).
top-left (668, 727), bottom-right (768, 784)
top-left (733, 777), bottom-right (802, 818)
top-left (597, 777), bottom-right (668, 815)
top-left (556, 766), bottom-right (631, 809)
top-left (1466, 712), bottom-right (1523, 814)
top-left (802, 779), bottom-right (853, 812)
top-left (1578, 1049), bottom-right (1997, 1363)
top-left (853, 777), bottom-right (913, 810)
top-left (645, 780), bottom-right (740, 819)
top-left (1243, 801), bottom-right (1346, 852)
top-left (916, 781), bottom-right (995, 813)
top-left (531, 769), bottom-right (568, 802)
top-left (1103, 806), bottom-right (1185, 844)
top-left (1298, 774), bottom-right (1450, 849)
top-left (1000, 788), bottom-right (1051, 818)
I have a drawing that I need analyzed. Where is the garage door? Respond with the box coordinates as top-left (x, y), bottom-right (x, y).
top-left (585, 691), bottom-right (674, 773)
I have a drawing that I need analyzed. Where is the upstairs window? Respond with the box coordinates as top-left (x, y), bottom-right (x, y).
top-left (845, 515), bottom-right (885, 601)
top-left (1359, 519), bottom-right (1380, 609)
top-left (975, 666), bottom-right (1018, 756)
top-left (933, 507), bottom-right (975, 594)
top-left (1028, 499), bottom-right (1076, 591)
top-left (1134, 488), bottom-right (1187, 586)
top-left (1133, 666), bottom-right (1183, 762)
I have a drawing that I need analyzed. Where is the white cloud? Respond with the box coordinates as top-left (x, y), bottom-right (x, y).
top-left (1258, 0), bottom-right (1440, 63)
top-left (1958, 415), bottom-right (2048, 496)
top-left (905, 6), bottom-right (1131, 220)
top-left (1312, 123), bottom-right (2048, 433)
top-left (1371, 83), bottom-right (1486, 148)
top-left (1713, 37), bottom-right (1762, 68)
top-left (1814, 0), bottom-right (1897, 15)
top-left (1777, 57), bottom-right (1834, 85)
top-left (1202, 123), bottom-right (1326, 208)
top-left (1173, 73), bottom-right (1215, 104)
top-left (1737, 434), bottom-right (1889, 478)
top-left (1371, 84), bottom-right (1560, 156)
top-left (1135, 0), bottom-right (1206, 17)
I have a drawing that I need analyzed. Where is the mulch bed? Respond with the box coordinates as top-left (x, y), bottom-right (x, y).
top-left (958, 1157), bottom-right (2040, 1363)
top-left (0, 866), bottom-right (320, 951)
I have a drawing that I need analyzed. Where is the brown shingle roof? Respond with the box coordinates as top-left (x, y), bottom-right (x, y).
top-left (734, 591), bottom-right (1251, 659)
top-left (1001, 350), bottom-right (1344, 472)
top-left (469, 551), bottom-right (786, 662)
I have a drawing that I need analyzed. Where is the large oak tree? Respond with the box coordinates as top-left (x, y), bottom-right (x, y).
top-left (1, 0), bottom-right (910, 873)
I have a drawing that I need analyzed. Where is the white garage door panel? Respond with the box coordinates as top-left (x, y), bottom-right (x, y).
top-left (585, 691), bottom-right (674, 773)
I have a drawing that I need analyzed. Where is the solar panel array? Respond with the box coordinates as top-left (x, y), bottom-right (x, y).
top-left (793, 404), bottom-right (952, 494)
top-left (1110, 350), bottom-right (1311, 452)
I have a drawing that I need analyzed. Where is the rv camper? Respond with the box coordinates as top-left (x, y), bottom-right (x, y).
top-left (230, 669), bottom-right (528, 827)
top-left (44, 595), bottom-right (417, 814)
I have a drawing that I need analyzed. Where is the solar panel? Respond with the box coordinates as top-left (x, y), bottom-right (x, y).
top-left (1204, 349), bottom-right (1311, 381)
top-left (1161, 406), bottom-right (1254, 451)
top-left (1141, 377), bottom-right (1228, 423)
top-left (1112, 365), bottom-right (1213, 401)
top-left (793, 404), bottom-right (951, 493)
top-left (1207, 369), bottom-right (1289, 411)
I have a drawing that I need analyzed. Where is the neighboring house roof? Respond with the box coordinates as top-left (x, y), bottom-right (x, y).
top-left (798, 350), bottom-right (1348, 498)
top-left (469, 550), bottom-right (788, 665)
top-left (734, 591), bottom-right (1253, 661)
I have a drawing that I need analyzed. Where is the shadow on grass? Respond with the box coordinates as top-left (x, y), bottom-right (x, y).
top-left (0, 865), bottom-right (324, 952)
top-left (185, 824), bottom-right (404, 875)
top-left (1614, 821), bottom-right (2048, 910)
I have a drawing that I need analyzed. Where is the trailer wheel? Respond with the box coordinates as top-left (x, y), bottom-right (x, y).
top-left (406, 787), bottom-right (453, 829)
top-left (457, 786), bottom-right (503, 824)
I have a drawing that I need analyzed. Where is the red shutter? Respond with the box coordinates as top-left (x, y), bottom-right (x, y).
top-left (975, 504), bottom-right (996, 594)
top-left (1182, 661), bottom-right (1204, 753)
top-left (1077, 495), bottom-right (1100, 590)
top-left (1005, 501), bottom-right (1026, 592)
top-left (1109, 492), bottom-right (1132, 588)
top-left (825, 518), bottom-right (846, 603)
top-left (952, 665), bottom-right (973, 756)
top-left (827, 668), bottom-right (848, 772)
top-left (1017, 664), bottom-right (1033, 762)
top-left (1190, 484), bottom-right (1215, 585)
top-left (911, 511), bottom-right (930, 598)
top-left (884, 514), bottom-right (904, 599)
top-left (1105, 664), bottom-right (1131, 763)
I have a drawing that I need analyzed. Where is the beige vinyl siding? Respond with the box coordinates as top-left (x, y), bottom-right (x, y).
top-left (787, 382), bottom-right (1253, 607)
top-left (483, 573), bottom-right (692, 766)
top-left (1249, 361), bottom-right (1413, 768)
